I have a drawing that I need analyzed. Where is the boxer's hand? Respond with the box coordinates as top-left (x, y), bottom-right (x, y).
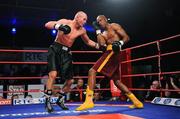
top-left (54, 24), bottom-right (71, 34)
top-left (100, 46), bottom-right (106, 52)
top-left (112, 40), bottom-right (124, 53)
top-left (92, 21), bottom-right (101, 35)
top-left (99, 44), bottom-right (107, 52)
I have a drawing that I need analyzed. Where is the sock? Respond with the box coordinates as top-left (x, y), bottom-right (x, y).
top-left (85, 86), bottom-right (94, 100)
top-left (75, 86), bottom-right (94, 111)
top-left (126, 93), bottom-right (143, 108)
top-left (46, 89), bottom-right (52, 96)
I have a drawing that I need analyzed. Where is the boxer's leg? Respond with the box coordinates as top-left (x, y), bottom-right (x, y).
top-left (45, 71), bottom-right (57, 113)
top-left (56, 79), bottom-right (74, 110)
top-left (113, 79), bottom-right (143, 109)
top-left (76, 68), bottom-right (96, 111)
top-left (76, 51), bottom-right (112, 111)
top-left (56, 52), bottom-right (73, 110)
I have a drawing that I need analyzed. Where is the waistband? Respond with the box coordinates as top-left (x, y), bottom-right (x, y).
top-left (106, 45), bottom-right (112, 50)
top-left (52, 42), bottom-right (71, 51)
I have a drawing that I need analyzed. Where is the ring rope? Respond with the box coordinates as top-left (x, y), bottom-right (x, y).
top-left (0, 49), bottom-right (102, 53)
top-left (158, 34), bottom-right (180, 42)
top-left (121, 50), bottom-right (180, 64)
top-left (0, 69), bottom-right (177, 79)
top-left (0, 88), bottom-right (111, 93)
top-left (0, 88), bottom-right (179, 94)
top-left (0, 50), bottom-right (179, 65)
top-left (122, 34), bottom-right (180, 51)
top-left (122, 71), bottom-right (180, 78)
top-left (0, 76), bottom-right (105, 80)
top-left (161, 50), bottom-right (180, 57)
top-left (121, 55), bottom-right (159, 64)
top-left (0, 61), bottom-right (96, 65)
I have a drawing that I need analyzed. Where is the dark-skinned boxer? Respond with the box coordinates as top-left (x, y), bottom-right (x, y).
top-left (76, 15), bottom-right (143, 111)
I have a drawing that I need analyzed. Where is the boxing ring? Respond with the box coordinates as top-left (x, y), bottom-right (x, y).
top-left (0, 34), bottom-right (180, 119)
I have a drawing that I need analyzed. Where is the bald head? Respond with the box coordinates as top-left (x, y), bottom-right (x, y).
top-left (96, 15), bottom-right (108, 29)
top-left (97, 15), bottom-right (107, 21)
top-left (74, 11), bottom-right (87, 27)
top-left (74, 11), bottom-right (87, 19)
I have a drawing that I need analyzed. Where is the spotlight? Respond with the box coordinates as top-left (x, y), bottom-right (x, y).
top-left (51, 29), bottom-right (57, 36)
top-left (11, 27), bottom-right (16, 35)
top-left (84, 25), bottom-right (94, 32)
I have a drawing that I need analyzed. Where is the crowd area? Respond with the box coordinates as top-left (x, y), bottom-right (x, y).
top-left (0, 63), bottom-right (179, 102)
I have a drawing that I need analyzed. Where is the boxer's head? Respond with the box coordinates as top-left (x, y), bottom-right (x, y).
top-left (96, 15), bottom-right (108, 29)
top-left (74, 11), bottom-right (87, 27)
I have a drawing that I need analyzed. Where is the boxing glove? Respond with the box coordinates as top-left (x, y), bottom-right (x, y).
top-left (92, 21), bottom-right (101, 35)
top-left (112, 40), bottom-right (124, 53)
top-left (100, 46), bottom-right (107, 52)
top-left (54, 24), bottom-right (71, 34)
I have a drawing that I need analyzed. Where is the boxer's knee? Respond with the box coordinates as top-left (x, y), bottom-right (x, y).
top-left (48, 71), bottom-right (57, 80)
top-left (88, 68), bottom-right (96, 75)
top-left (62, 79), bottom-right (74, 93)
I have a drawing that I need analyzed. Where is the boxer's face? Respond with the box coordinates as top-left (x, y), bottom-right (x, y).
top-left (77, 14), bottom-right (87, 27)
top-left (97, 16), bottom-right (107, 29)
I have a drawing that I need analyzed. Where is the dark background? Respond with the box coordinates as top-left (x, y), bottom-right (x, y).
top-left (0, 0), bottom-right (179, 48)
top-left (0, 0), bottom-right (179, 73)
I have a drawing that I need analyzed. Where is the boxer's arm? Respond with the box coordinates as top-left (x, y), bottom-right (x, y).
top-left (45, 19), bottom-right (66, 29)
top-left (45, 19), bottom-right (67, 29)
top-left (81, 30), bottom-right (99, 49)
top-left (97, 34), bottom-right (107, 47)
top-left (92, 21), bottom-right (107, 47)
top-left (112, 23), bottom-right (130, 44)
top-left (111, 23), bottom-right (129, 53)
top-left (45, 21), bottom-right (57, 29)
top-left (96, 34), bottom-right (107, 52)
top-left (45, 19), bottom-right (71, 34)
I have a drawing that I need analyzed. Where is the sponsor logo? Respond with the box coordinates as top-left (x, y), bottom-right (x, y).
top-left (152, 97), bottom-right (180, 107)
top-left (174, 99), bottom-right (180, 106)
top-left (163, 99), bottom-right (172, 105)
top-left (153, 97), bottom-right (161, 103)
top-left (13, 97), bottom-right (58, 105)
top-left (0, 99), bottom-right (11, 105)
top-left (7, 85), bottom-right (25, 99)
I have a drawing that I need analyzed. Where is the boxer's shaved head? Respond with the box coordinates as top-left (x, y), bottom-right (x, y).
top-left (96, 15), bottom-right (108, 29)
top-left (74, 11), bottom-right (87, 20)
top-left (97, 15), bottom-right (107, 21)
top-left (74, 11), bottom-right (87, 27)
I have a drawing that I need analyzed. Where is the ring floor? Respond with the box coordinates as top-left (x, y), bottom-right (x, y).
top-left (0, 101), bottom-right (179, 119)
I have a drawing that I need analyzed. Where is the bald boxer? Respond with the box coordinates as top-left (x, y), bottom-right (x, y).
top-left (44, 11), bottom-right (99, 113)
top-left (76, 15), bottom-right (143, 111)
